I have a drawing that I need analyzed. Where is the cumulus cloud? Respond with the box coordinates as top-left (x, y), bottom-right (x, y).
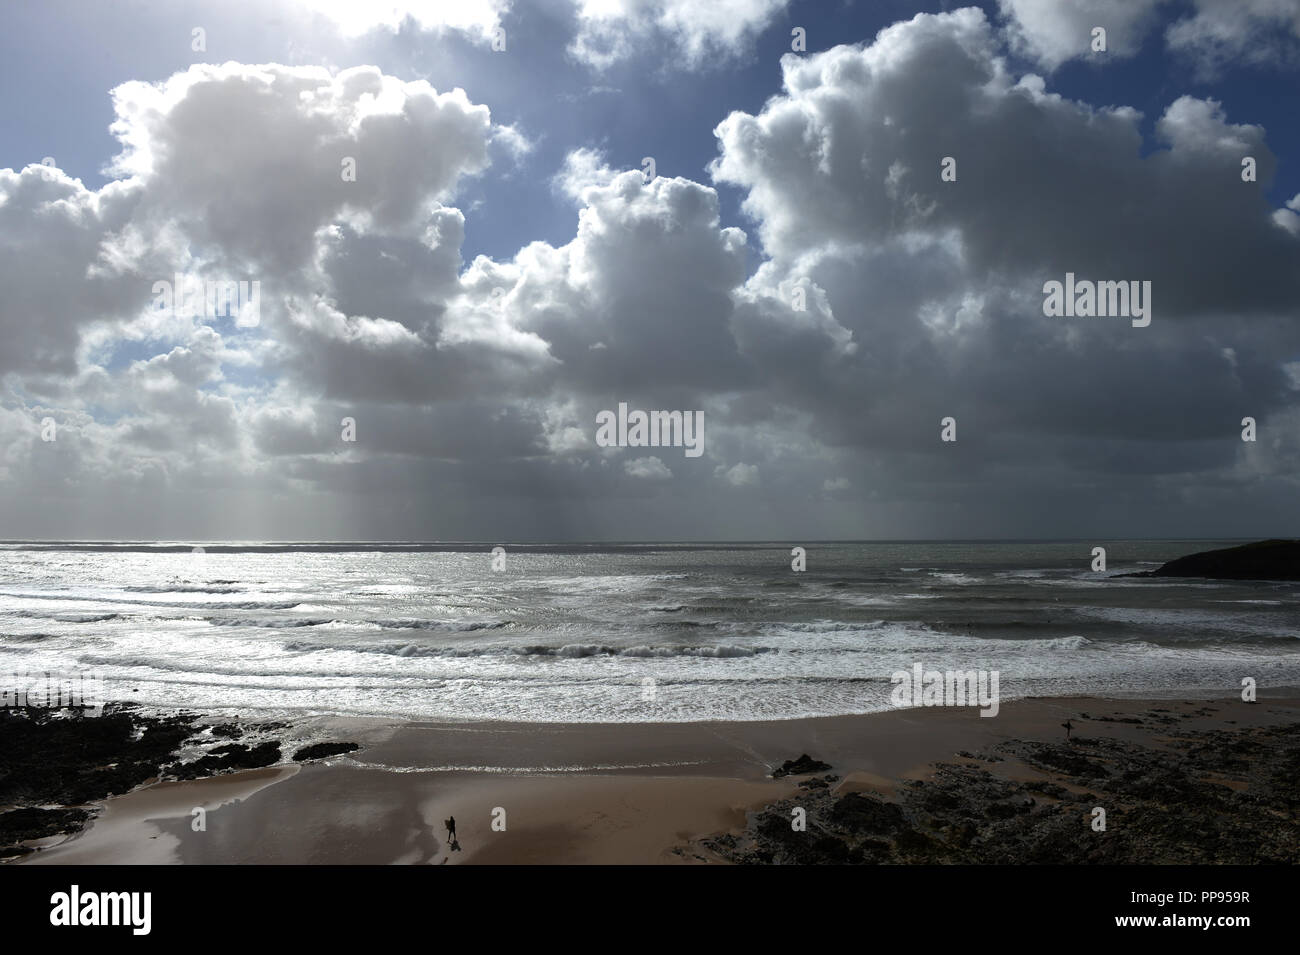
top-left (292, 0), bottom-right (509, 41)
top-left (997, 0), bottom-right (1162, 69)
top-left (490, 155), bottom-right (752, 395)
top-left (289, 0), bottom-right (790, 69)
top-left (717, 461), bottom-right (759, 486)
top-left (706, 7), bottom-right (1300, 529)
top-left (110, 64), bottom-right (495, 269)
top-left (0, 63), bottom-right (521, 531)
top-left (1166, 0), bottom-right (1300, 74)
top-left (1275, 194), bottom-right (1300, 235)
top-left (569, 0), bottom-right (789, 68)
top-left (998, 0), bottom-right (1300, 73)
top-left (0, 54), bottom-right (761, 535)
top-left (0, 168), bottom-right (145, 375)
top-left (3, 6), bottom-right (1299, 540)
top-left (625, 455), bottom-right (673, 479)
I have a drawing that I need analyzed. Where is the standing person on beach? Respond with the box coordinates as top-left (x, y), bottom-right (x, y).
top-left (445, 815), bottom-right (456, 844)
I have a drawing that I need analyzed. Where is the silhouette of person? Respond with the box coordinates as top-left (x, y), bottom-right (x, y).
top-left (1062, 719), bottom-right (1074, 740)
top-left (445, 815), bottom-right (456, 845)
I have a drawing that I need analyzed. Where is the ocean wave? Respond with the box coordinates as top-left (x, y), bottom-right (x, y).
top-left (542, 573), bottom-right (694, 590)
top-left (123, 584), bottom-right (244, 594)
top-left (1044, 635), bottom-right (1091, 650)
top-left (927, 572), bottom-right (981, 584)
top-left (620, 644), bottom-right (759, 658)
top-left (5, 610), bottom-right (121, 623)
top-left (764, 619), bottom-right (893, 633)
top-left (379, 618), bottom-right (511, 632)
top-left (201, 600), bottom-right (304, 610)
top-left (555, 643), bottom-right (613, 658)
top-left (210, 616), bottom-right (511, 631)
top-left (668, 603), bottom-right (756, 612)
top-left (826, 594), bottom-right (898, 606)
top-left (0, 592), bottom-right (303, 611)
top-left (280, 640), bottom-right (769, 660)
top-left (1074, 606), bottom-right (1299, 638)
top-left (207, 616), bottom-right (335, 628)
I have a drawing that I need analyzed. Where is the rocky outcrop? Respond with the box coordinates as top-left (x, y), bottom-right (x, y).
top-left (0, 705), bottom-right (200, 856)
top-left (0, 706), bottom-right (295, 856)
top-left (695, 720), bottom-right (1300, 864)
top-left (293, 742), bottom-right (359, 762)
top-left (1127, 539), bottom-right (1300, 582)
top-left (169, 741), bottom-right (281, 779)
top-left (0, 705), bottom-right (197, 808)
top-left (772, 754), bottom-right (832, 778)
top-left (0, 808), bottom-right (91, 858)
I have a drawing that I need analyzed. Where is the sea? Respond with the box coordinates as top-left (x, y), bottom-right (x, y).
top-left (2, 539), bottom-right (1298, 724)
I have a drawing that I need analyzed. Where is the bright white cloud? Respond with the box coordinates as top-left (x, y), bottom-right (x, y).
top-left (997, 0), bottom-right (1162, 69)
top-left (292, 0), bottom-right (509, 39)
top-left (999, 0), bottom-right (1300, 72)
top-left (1166, 0), bottom-right (1300, 73)
top-left (570, 0), bottom-right (788, 68)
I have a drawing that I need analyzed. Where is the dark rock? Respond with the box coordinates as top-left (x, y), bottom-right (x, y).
top-left (0, 706), bottom-right (196, 808)
top-left (0, 807), bottom-right (91, 845)
top-left (830, 792), bottom-right (907, 834)
top-left (1026, 781), bottom-right (1069, 799)
top-left (1124, 539), bottom-right (1300, 582)
top-left (772, 753), bottom-right (832, 777)
top-left (1015, 742), bottom-right (1110, 778)
top-left (690, 720), bottom-right (1300, 865)
top-left (985, 800), bottom-right (1022, 819)
top-left (292, 742), bottom-right (360, 762)
top-left (0, 706), bottom-right (199, 854)
top-left (169, 741), bottom-right (280, 779)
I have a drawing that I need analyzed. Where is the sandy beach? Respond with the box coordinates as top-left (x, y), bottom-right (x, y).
top-left (18, 693), bottom-right (1300, 865)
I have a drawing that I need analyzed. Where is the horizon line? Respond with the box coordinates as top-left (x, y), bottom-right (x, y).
top-left (0, 536), bottom-right (1277, 547)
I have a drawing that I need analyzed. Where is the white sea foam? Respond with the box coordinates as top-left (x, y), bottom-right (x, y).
top-left (3, 543), bottom-right (1298, 722)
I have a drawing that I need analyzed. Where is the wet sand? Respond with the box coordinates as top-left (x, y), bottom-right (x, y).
top-left (22, 694), bottom-right (1300, 865)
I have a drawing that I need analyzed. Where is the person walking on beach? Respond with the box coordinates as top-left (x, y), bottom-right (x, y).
top-left (445, 815), bottom-right (456, 845)
top-left (1062, 719), bottom-right (1073, 740)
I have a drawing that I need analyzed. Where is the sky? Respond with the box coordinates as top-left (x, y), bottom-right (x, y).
top-left (1, 0), bottom-right (1299, 542)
